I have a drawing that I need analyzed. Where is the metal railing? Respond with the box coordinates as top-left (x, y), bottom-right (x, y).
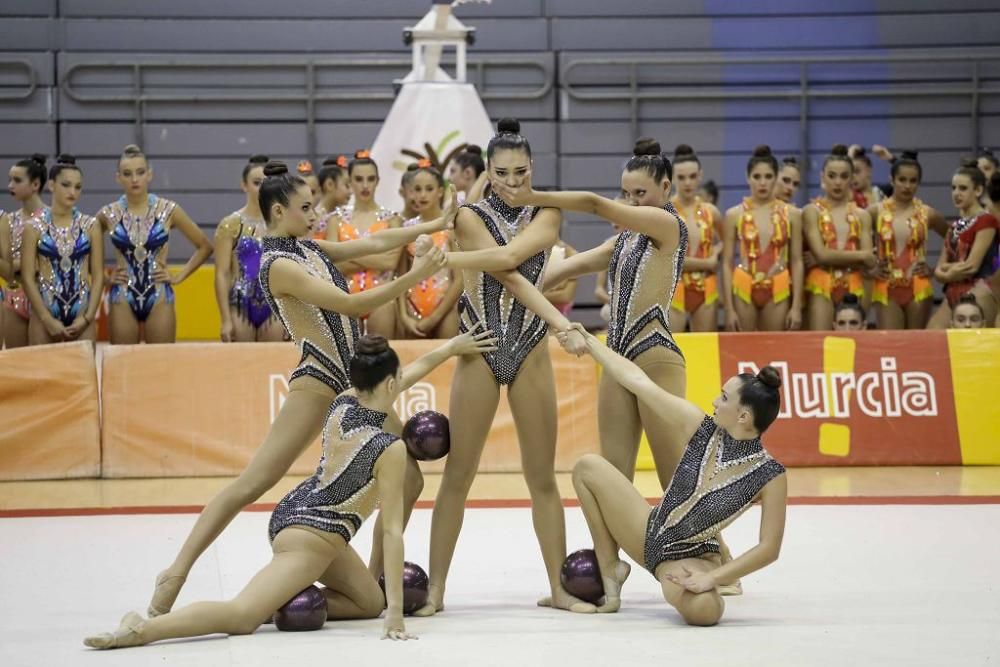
top-left (0, 59), bottom-right (38, 100)
top-left (562, 51), bottom-right (1000, 186)
top-left (60, 56), bottom-right (553, 161)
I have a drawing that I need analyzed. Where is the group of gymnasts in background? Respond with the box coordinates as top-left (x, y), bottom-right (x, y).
top-left (82, 118), bottom-right (789, 648)
top-left (4, 132), bottom-right (998, 353)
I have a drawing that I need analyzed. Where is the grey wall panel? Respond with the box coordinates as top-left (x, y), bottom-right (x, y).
top-left (61, 19), bottom-right (549, 53)
top-left (0, 123), bottom-right (56, 156)
top-left (0, 52), bottom-right (55, 86)
top-left (59, 0), bottom-right (542, 19)
top-left (559, 120), bottom-right (803, 156)
top-left (0, 90), bottom-right (52, 121)
top-left (62, 123), bottom-right (311, 157)
top-left (0, 18), bottom-right (56, 51)
top-left (547, 0), bottom-right (1000, 16)
top-left (0, 0), bottom-right (56, 16)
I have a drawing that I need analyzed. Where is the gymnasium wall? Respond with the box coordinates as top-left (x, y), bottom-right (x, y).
top-left (2, 0), bottom-right (1000, 318)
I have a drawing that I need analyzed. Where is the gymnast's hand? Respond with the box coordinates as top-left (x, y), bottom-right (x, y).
top-left (556, 323), bottom-right (589, 356)
top-left (382, 614), bottom-right (417, 641)
top-left (413, 234), bottom-right (434, 257)
top-left (491, 173), bottom-right (535, 208)
top-left (412, 245), bottom-right (448, 280)
top-left (663, 566), bottom-right (717, 594)
top-left (436, 185), bottom-right (459, 231)
top-left (446, 321), bottom-right (498, 356)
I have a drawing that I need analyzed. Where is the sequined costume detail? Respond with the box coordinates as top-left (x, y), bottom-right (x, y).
top-left (336, 205), bottom-right (398, 293)
top-left (2, 206), bottom-right (45, 320)
top-left (225, 211), bottom-right (273, 328)
top-left (268, 395), bottom-right (397, 542)
top-left (403, 215), bottom-right (452, 320)
top-left (36, 208), bottom-right (96, 326)
top-left (606, 202), bottom-right (687, 361)
top-left (942, 212), bottom-right (999, 307)
top-left (259, 235), bottom-right (360, 395)
top-left (644, 416), bottom-right (785, 573)
top-left (457, 193), bottom-right (550, 385)
top-left (103, 195), bottom-right (175, 322)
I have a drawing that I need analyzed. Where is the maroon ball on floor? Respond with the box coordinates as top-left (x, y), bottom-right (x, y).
top-left (560, 549), bottom-right (604, 604)
top-left (274, 585), bottom-right (327, 631)
top-left (378, 561), bottom-right (430, 615)
top-left (402, 410), bottom-right (450, 461)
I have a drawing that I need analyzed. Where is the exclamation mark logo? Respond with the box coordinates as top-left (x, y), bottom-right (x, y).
top-left (819, 336), bottom-right (855, 457)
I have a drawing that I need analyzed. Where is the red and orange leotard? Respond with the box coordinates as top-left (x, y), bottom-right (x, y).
top-left (733, 198), bottom-right (791, 308)
top-left (805, 198), bottom-right (864, 305)
top-left (871, 198), bottom-right (933, 308)
top-left (671, 197), bottom-right (718, 313)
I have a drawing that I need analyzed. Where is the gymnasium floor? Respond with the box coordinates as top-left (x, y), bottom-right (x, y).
top-left (2, 468), bottom-right (999, 666)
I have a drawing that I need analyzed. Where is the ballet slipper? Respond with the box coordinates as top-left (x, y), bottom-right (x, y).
top-left (148, 570), bottom-right (186, 618)
top-left (718, 580), bottom-right (743, 596)
top-left (83, 611), bottom-right (145, 650)
top-left (597, 560), bottom-right (632, 613)
top-left (412, 586), bottom-right (444, 617)
top-left (549, 585), bottom-right (596, 614)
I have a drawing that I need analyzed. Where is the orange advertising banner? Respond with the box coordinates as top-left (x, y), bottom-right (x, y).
top-left (716, 331), bottom-right (961, 466)
top-left (100, 338), bottom-right (600, 478)
top-left (0, 341), bottom-right (101, 480)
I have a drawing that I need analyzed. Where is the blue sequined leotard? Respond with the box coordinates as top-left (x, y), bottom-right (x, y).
top-left (259, 235), bottom-right (360, 395)
top-left (606, 202), bottom-right (688, 363)
top-left (457, 193), bottom-right (550, 386)
top-left (644, 416), bottom-right (785, 574)
top-left (35, 208), bottom-right (97, 326)
top-left (268, 394), bottom-right (398, 542)
top-left (102, 194), bottom-right (175, 322)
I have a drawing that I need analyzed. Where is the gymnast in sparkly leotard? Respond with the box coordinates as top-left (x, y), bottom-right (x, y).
top-left (413, 118), bottom-right (593, 617)
top-left (97, 144), bottom-right (214, 344)
top-left (145, 161), bottom-right (458, 620)
top-left (1, 154), bottom-right (48, 349)
top-left (20, 155), bottom-right (104, 345)
top-left (85, 331), bottom-right (497, 650)
top-left (564, 325), bottom-right (787, 626)
top-left (496, 138), bottom-right (690, 489)
top-left (213, 155), bottom-right (285, 342)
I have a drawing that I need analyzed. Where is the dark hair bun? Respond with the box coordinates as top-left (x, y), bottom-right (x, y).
top-left (30, 153), bottom-right (47, 165)
top-left (841, 293), bottom-right (860, 306)
top-left (673, 143), bottom-right (695, 158)
top-left (356, 334), bottom-right (390, 356)
top-left (263, 161), bottom-right (289, 178)
top-left (633, 137), bottom-right (661, 157)
top-left (752, 145), bottom-right (773, 158)
top-left (979, 147), bottom-right (996, 158)
top-left (248, 154), bottom-right (270, 164)
top-left (757, 366), bottom-right (782, 390)
top-left (960, 157), bottom-right (980, 170)
top-left (55, 153), bottom-right (76, 165)
top-left (898, 150), bottom-right (919, 161)
top-left (830, 144), bottom-right (849, 157)
top-left (782, 156), bottom-right (799, 166)
top-left (465, 144), bottom-right (483, 155)
top-left (406, 163), bottom-right (420, 172)
top-left (958, 293), bottom-right (979, 306)
top-left (122, 144), bottom-right (143, 155)
top-left (497, 117), bottom-right (521, 135)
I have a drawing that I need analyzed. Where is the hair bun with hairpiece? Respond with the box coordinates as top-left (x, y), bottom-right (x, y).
top-left (497, 118), bottom-right (521, 135)
top-left (757, 366), bottom-right (782, 390)
top-left (356, 334), bottom-right (390, 356)
top-left (263, 161), bottom-right (289, 178)
top-left (633, 137), bottom-right (661, 157)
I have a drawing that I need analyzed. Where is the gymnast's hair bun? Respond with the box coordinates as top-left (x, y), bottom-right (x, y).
top-left (122, 144), bottom-right (143, 156)
top-left (248, 154), bottom-right (270, 164)
top-left (958, 293), bottom-right (979, 306)
top-left (841, 293), bottom-right (860, 306)
top-left (757, 366), bottom-right (782, 390)
top-left (356, 334), bottom-right (390, 356)
top-left (752, 145), bottom-right (773, 158)
top-left (55, 153), bottom-right (76, 165)
top-left (960, 157), bottom-right (980, 170)
top-left (497, 118), bottom-right (521, 135)
top-left (465, 144), bottom-right (483, 155)
top-left (673, 143), bottom-right (695, 158)
top-left (830, 144), bottom-right (850, 157)
top-left (263, 161), bottom-right (289, 178)
top-left (633, 137), bottom-right (662, 156)
top-left (30, 153), bottom-right (47, 165)
top-left (782, 156), bottom-right (799, 166)
top-left (898, 150), bottom-right (919, 161)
